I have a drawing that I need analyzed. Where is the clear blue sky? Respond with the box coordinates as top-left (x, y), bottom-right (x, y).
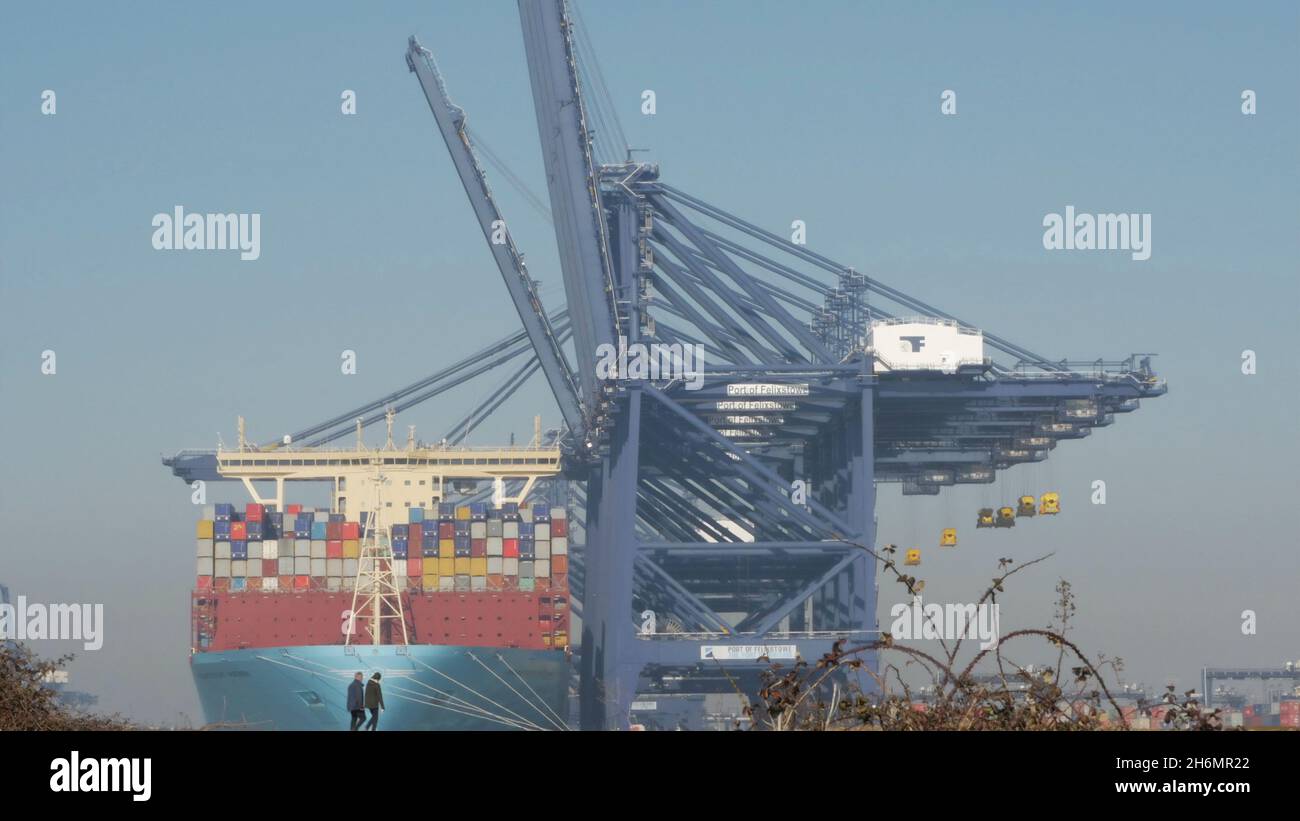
top-left (2, 0), bottom-right (1297, 722)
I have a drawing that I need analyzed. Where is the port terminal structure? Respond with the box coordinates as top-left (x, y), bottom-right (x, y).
top-left (168, 0), bottom-right (1166, 729)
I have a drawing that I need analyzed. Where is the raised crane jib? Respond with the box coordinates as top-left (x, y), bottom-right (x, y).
top-left (406, 36), bottom-right (586, 442)
top-left (517, 0), bottom-right (621, 414)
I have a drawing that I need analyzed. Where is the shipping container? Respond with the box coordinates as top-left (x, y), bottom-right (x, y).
top-left (197, 539), bottom-right (214, 558)
top-left (197, 520), bottom-right (215, 539)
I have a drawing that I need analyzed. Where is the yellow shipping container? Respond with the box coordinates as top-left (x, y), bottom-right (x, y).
top-left (439, 558), bottom-right (456, 576)
top-left (469, 558), bottom-right (487, 577)
top-left (455, 506), bottom-right (471, 520)
top-left (423, 574), bottom-right (438, 590)
top-left (196, 520), bottom-right (214, 539)
top-left (343, 539), bottom-right (360, 558)
top-left (439, 539), bottom-right (454, 558)
top-left (454, 557), bottom-right (472, 575)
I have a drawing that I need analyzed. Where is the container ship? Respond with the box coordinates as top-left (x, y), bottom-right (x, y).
top-left (191, 481), bottom-right (573, 731)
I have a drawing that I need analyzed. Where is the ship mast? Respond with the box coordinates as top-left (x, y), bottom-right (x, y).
top-left (345, 461), bottom-right (409, 647)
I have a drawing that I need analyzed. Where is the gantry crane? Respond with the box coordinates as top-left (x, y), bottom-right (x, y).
top-left (167, 0), bottom-right (1166, 730)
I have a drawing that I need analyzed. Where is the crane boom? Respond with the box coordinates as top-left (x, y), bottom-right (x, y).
top-left (517, 0), bottom-right (620, 414)
top-left (406, 36), bottom-right (586, 442)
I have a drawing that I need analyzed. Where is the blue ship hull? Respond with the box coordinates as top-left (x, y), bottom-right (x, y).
top-left (192, 645), bottom-right (571, 731)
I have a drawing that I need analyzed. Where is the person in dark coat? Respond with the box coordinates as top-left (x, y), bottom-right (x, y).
top-left (346, 672), bottom-right (365, 731)
top-left (363, 672), bottom-right (385, 731)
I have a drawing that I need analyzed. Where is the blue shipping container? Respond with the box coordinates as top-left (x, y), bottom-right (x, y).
top-left (311, 522), bottom-right (327, 540)
top-left (408, 507), bottom-right (424, 524)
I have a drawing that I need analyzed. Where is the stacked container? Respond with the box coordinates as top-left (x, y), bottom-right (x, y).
top-left (196, 500), bottom-right (569, 599)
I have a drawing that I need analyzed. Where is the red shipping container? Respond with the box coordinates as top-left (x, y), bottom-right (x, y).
top-left (245, 503), bottom-right (264, 522)
top-left (551, 519), bottom-right (567, 538)
top-left (504, 538), bottom-right (519, 558)
top-left (552, 555), bottom-right (568, 575)
top-left (231, 521), bottom-right (247, 540)
top-left (410, 530), bottom-right (423, 551)
top-left (407, 558), bottom-right (423, 577)
top-left (326, 522), bottom-right (342, 540)
top-left (1283, 714), bottom-right (1300, 727)
top-left (214, 578), bottom-right (230, 592)
top-left (487, 574), bottom-right (504, 589)
top-left (196, 576), bottom-right (213, 589)
top-left (342, 522), bottom-right (360, 540)
top-left (262, 559), bottom-right (278, 576)
top-left (293, 575), bottom-right (310, 590)
top-left (471, 538), bottom-right (486, 557)
top-left (286, 504), bottom-right (302, 515)
top-left (439, 522), bottom-right (455, 538)
top-left (278, 575), bottom-right (293, 589)
top-left (327, 540), bottom-right (343, 559)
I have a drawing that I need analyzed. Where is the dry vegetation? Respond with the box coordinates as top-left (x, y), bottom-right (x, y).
top-left (0, 643), bottom-right (133, 731)
top-left (736, 544), bottom-right (1225, 731)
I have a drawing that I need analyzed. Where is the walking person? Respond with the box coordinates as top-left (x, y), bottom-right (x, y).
top-left (346, 672), bottom-right (366, 731)
top-left (364, 671), bottom-right (385, 731)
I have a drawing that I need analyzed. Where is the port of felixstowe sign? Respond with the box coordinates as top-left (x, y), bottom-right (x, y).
top-left (701, 644), bottom-right (798, 661)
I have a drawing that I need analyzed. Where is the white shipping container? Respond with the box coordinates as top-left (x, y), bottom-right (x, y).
top-left (278, 557), bottom-right (295, 576)
top-left (263, 540), bottom-right (278, 560)
top-left (343, 577), bottom-right (355, 591)
top-left (392, 560), bottom-right (406, 577)
top-left (310, 540), bottom-right (327, 559)
top-left (470, 521), bottom-right (487, 539)
top-left (310, 558), bottom-right (327, 577)
top-left (550, 507), bottom-right (566, 520)
top-left (247, 542), bottom-right (263, 561)
top-left (326, 577), bottom-right (342, 592)
top-left (503, 557), bottom-right (519, 576)
top-left (231, 560), bottom-right (247, 577)
top-left (343, 559), bottom-right (359, 577)
top-left (504, 522), bottom-right (520, 538)
top-left (262, 577), bottom-right (279, 591)
top-left (869, 318), bottom-right (984, 374)
top-left (470, 576), bottom-right (487, 592)
top-left (294, 557), bottom-right (311, 575)
top-left (202, 504), bottom-right (217, 519)
top-left (246, 559), bottom-right (262, 578)
top-left (197, 557), bottom-right (214, 576)
top-left (536, 541), bottom-right (551, 560)
top-left (215, 542), bottom-right (232, 560)
top-left (535, 559), bottom-right (550, 578)
top-left (214, 558), bottom-right (231, 578)
top-left (486, 537), bottom-right (503, 556)
top-left (438, 577), bottom-right (455, 592)
top-left (536, 524), bottom-right (550, 541)
top-left (552, 537), bottom-right (568, 555)
top-left (487, 556), bottom-right (503, 575)
top-left (327, 558), bottom-right (343, 577)
top-left (295, 540), bottom-right (311, 557)
top-left (197, 539), bottom-right (214, 558)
